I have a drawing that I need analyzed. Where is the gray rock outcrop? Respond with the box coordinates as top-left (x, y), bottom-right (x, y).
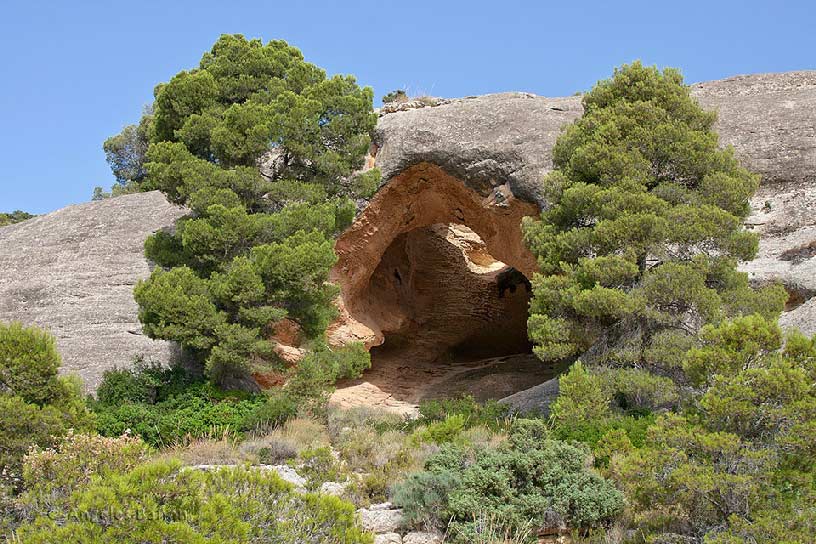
top-left (0, 191), bottom-right (186, 390)
top-left (358, 503), bottom-right (406, 534)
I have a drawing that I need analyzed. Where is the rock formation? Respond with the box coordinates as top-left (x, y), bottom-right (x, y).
top-left (0, 191), bottom-right (186, 390)
top-left (1, 71), bottom-right (813, 397)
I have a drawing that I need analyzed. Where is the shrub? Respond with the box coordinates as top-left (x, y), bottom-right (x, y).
top-left (327, 406), bottom-right (405, 440)
top-left (0, 321), bottom-right (72, 406)
top-left (93, 366), bottom-right (265, 447)
top-left (0, 396), bottom-right (68, 489)
top-left (382, 89), bottom-right (407, 104)
top-left (412, 414), bottom-right (468, 445)
top-left (394, 440), bottom-right (623, 540)
top-left (242, 390), bottom-right (298, 432)
top-left (19, 432), bottom-right (150, 507)
top-left (0, 211), bottom-right (34, 227)
top-left (0, 323), bottom-right (94, 487)
top-left (550, 361), bottom-right (610, 426)
top-left (596, 366), bottom-right (679, 412)
top-left (241, 417), bottom-right (330, 465)
top-left (349, 168), bottom-right (382, 199)
top-left (416, 395), bottom-right (510, 431)
top-left (94, 359), bottom-right (177, 405)
top-left (292, 447), bottom-right (346, 491)
top-left (13, 460), bottom-right (372, 543)
top-left (157, 435), bottom-right (253, 466)
top-left (393, 468), bottom-right (461, 530)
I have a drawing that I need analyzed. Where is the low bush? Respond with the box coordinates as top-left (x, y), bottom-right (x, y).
top-left (241, 417), bottom-right (330, 465)
top-left (393, 437), bottom-right (623, 542)
top-left (0, 322), bottom-right (94, 488)
top-left (12, 460), bottom-right (372, 543)
top-left (327, 406), bottom-right (406, 441)
top-left (415, 395), bottom-right (510, 431)
top-left (292, 447), bottom-right (346, 491)
top-left (92, 363), bottom-right (265, 447)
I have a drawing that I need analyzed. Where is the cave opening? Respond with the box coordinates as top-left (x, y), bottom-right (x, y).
top-left (365, 223), bottom-right (533, 364)
top-left (329, 163), bottom-right (561, 412)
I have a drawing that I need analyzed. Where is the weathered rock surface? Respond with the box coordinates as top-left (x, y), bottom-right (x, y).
top-left (402, 532), bottom-right (443, 544)
top-left (374, 533), bottom-right (403, 544)
top-left (499, 376), bottom-right (561, 415)
top-left (0, 191), bottom-right (186, 390)
top-left (374, 71), bottom-right (816, 204)
top-left (358, 503), bottom-right (406, 533)
top-left (370, 71), bottom-right (816, 341)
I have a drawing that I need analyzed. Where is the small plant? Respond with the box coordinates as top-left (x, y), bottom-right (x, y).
top-left (382, 89), bottom-right (408, 104)
top-left (292, 447), bottom-right (346, 491)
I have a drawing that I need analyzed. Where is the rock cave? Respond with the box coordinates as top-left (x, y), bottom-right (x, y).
top-left (329, 163), bottom-right (565, 413)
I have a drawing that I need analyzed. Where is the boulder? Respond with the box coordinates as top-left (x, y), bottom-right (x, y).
top-left (358, 504), bottom-right (406, 533)
top-left (402, 532), bottom-right (443, 544)
top-left (1, 72), bottom-right (813, 393)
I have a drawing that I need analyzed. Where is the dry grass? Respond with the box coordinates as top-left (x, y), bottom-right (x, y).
top-left (156, 433), bottom-right (255, 466)
top-left (327, 406), bottom-right (405, 441)
top-left (239, 417), bottom-right (331, 464)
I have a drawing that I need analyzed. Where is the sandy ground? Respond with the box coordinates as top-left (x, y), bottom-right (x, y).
top-left (330, 345), bottom-right (565, 417)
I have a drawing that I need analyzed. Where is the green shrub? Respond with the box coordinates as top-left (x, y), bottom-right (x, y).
top-left (242, 391), bottom-right (298, 432)
top-left (415, 395), bottom-right (510, 432)
top-left (0, 211), bottom-right (34, 227)
top-left (395, 439), bottom-right (623, 541)
top-left (94, 359), bottom-right (185, 405)
top-left (349, 168), bottom-right (382, 199)
top-left (0, 322), bottom-right (94, 487)
top-left (550, 361), bottom-right (610, 426)
top-left (596, 366), bottom-right (679, 411)
top-left (552, 413), bottom-right (655, 449)
top-left (13, 460), bottom-right (372, 543)
top-left (18, 433), bottom-right (150, 508)
top-left (1, 321), bottom-right (74, 406)
top-left (393, 468), bottom-right (461, 529)
top-left (93, 365), bottom-right (264, 447)
top-left (413, 414), bottom-right (468, 445)
top-left (292, 447), bottom-right (345, 491)
top-left (0, 396), bottom-right (68, 489)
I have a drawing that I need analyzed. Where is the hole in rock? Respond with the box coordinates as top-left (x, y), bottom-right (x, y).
top-left (328, 163), bottom-right (565, 414)
top-left (337, 223), bottom-right (559, 409)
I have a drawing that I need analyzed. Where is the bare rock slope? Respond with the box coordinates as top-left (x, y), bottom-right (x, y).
top-left (0, 191), bottom-right (186, 390)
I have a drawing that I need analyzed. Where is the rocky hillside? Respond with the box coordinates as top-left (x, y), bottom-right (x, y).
top-left (1, 71), bottom-right (813, 390)
top-left (0, 192), bottom-right (186, 390)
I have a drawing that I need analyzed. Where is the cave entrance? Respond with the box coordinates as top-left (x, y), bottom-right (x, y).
top-left (366, 223), bottom-right (533, 364)
top-left (329, 163), bottom-right (559, 413)
top-left (361, 223), bottom-right (552, 404)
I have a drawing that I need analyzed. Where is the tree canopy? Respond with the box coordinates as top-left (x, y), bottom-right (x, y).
top-left (523, 62), bottom-right (787, 367)
top-left (128, 34), bottom-right (377, 385)
top-left (0, 211), bottom-right (34, 227)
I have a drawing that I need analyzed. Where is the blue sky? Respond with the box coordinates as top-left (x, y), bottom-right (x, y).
top-left (1, 0), bottom-right (814, 215)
